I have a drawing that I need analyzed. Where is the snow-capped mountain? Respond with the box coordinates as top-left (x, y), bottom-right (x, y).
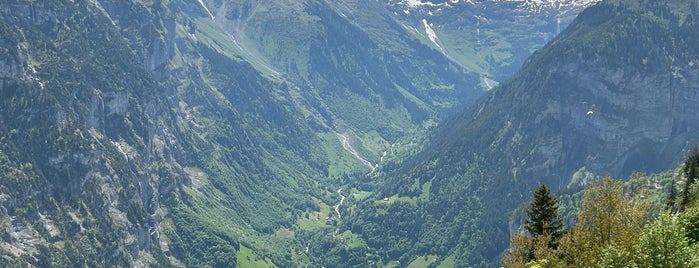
top-left (383, 0), bottom-right (600, 86)
top-left (389, 0), bottom-right (600, 12)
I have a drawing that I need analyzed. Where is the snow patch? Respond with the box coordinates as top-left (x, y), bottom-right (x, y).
top-left (400, 0), bottom-right (447, 8)
top-left (393, 0), bottom-right (600, 13)
top-left (197, 0), bottom-right (215, 20)
top-left (481, 75), bottom-right (498, 90)
top-left (422, 19), bottom-right (444, 51)
top-left (503, 0), bottom-right (601, 12)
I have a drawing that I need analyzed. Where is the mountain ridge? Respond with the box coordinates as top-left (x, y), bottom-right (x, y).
top-left (346, 0), bottom-right (699, 266)
top-left (2, 0), bottom-right (668, 267)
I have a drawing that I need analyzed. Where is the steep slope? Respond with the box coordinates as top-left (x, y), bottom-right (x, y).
top-left (346, 0), bottom-right (699, 266)
top-left (0, 0), bottom-right (332, 266)
top-left (385, 0), bottom-right (600, 85)
top-left (208, 0), bottom-right (482, 142)
top-left (0, 1), bottom-right (181, 265)
top-left (437, 0), bottom-right (699, 186)
top-left (0, 0), bottom-right (638, 267)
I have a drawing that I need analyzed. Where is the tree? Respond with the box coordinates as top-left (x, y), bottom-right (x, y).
top-left (503, 229), bottom-right (534, 268)
top-left (636, 213), bottom-right (699, 268)
top-left (504, 184), bottom-right (564, 267)
top-left (680, 146), bottom-right (699, 212)
top-left (559, 177), bottom-right (647, 267)
top-left (597, 244), bottom-right (635, 268)
top-left (504, 231), bottom-right (565, 268)
top-left (525, 183), bottom-right (564, 247)
top-left (667, 180), bottom-right (678, 212)
top-left (678, 207), bottom-right (699, 245)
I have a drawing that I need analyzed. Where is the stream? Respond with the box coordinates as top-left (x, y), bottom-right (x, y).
top-left (336, 132), bottom-right (374, 170)
top-left (334, 188), bottom-right (346, 219)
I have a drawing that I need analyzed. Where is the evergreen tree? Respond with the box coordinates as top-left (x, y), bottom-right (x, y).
top-left (525, 183), bottom-right (563, 247)
top-left (680, 146), bottom-right (699, 212)
top-left (504, 184), bottom-right (564, 267)
top-left (667, 180), bottom-right (678, 212)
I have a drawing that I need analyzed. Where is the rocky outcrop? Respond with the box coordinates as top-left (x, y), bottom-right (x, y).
top-left (559, 59), bottom-right (699, 178)
top-left (422, 0), bottom-right (699, 190)
top-left (0, 0), bottom-right (178, 265)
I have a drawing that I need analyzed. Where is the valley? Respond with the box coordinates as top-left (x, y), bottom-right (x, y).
top-left (0, 0), bottom-right (697, 267)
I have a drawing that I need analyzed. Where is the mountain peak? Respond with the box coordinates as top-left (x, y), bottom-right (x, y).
top-left (389, 0), bottom-right (601, 13)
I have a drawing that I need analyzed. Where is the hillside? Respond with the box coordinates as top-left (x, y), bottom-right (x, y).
top-left (206, 0), bottom-right (482, 141)
top-left (345, 0), bottom-right (699, 266)
top-left (0, 0), bottom-right (588, 266)
top-left (386, 0), bottom-right (600, 84)
top-left (0, 0), bottom-right (334, 266)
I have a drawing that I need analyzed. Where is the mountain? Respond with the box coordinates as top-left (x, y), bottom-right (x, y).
top-left (437, 0), bottom-right (699, 186)
top-left (346, 0), bottom-right (699, 266)
top-left (384, 0), bottom-right (600, 84)
top-left (207, 0), bottom-right (483, 142)
top-left (0, 0), bottom-right (604, 267)
top-left (0, 0), bottom-right (333, 266)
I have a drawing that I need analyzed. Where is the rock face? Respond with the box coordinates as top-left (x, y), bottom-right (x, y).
top-left (0, 1), bottom-right (187, 266)
top-left (459, 0), bottom-right (699, 185)
top-left (359, 1), bottom-right (699, 266)
top-left (554, 59), bottom-right (699, 182)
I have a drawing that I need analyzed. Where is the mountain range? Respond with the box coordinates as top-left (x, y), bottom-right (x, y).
top-left (348, 0), bottom-right (699, 266)
top-left (0, 0), bottom-right (696, 267)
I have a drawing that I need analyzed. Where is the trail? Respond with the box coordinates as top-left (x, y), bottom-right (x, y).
top-left (334, 188), bottom-right (346, 219)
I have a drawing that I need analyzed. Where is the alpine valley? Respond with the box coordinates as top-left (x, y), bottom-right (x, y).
top-left (0, 0), bottom-right (697, 267)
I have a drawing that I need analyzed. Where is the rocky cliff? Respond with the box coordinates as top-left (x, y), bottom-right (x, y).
top-left (451, 0), bottom-right (699, 186)
top-left (348, 0), bottom-right (699, 266)
top-left (0, 1), bottom-right (177, 265)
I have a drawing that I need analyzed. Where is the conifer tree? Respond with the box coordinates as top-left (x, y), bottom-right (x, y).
top-left (680, 146), bottom-right (699, 212)
top-left (504, 183), bottom-right (564, 267)
top-left (667, 181), bottom-right (678, 212)
top-left (525, 183), bottom-right (563, 247)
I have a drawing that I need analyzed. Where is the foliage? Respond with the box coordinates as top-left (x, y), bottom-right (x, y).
top-left (2, 0), bottom-right (699, 267)
top-left (357, 0), bottom-right (699, 266)
top-left (559, 177), bottom-right (647, 266)
top-left (503, 230), bottom-right (535, 268)
top-left (504, 184), bottom-right (563, 267)
top-left (635, 213), bottom-right (699, 268)
top-left (678, 207), bottom-right (699, 245)
top-left (505, 167), bottom-right (699, 268)
top-left (679, 147), bottom-right (699, 211)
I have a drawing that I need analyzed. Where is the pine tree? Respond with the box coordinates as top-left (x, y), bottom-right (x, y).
top-left (525, 183), bottom-right (563, 248)
top-left (680, 146), bottom-right (699, 212)
top-left (667, 181), bottom-right (678, 212)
